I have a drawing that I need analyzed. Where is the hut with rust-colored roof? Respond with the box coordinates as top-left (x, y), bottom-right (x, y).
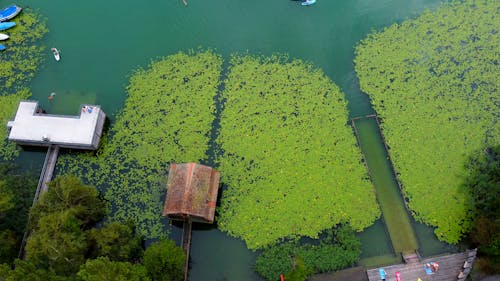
top-left (163, 162), bottom-right (220, 224)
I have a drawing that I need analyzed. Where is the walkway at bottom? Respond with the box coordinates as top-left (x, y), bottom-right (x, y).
top-left (366, 249), bottom-right (476, 281)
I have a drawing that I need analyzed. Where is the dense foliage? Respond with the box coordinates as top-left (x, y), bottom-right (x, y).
top-left (255, 226), bottom-right (361, 281)
top-left (25, 175), bottom-right (107, 275)
top-left (87, 221), bottom-right (144, 262)
top-left (1, 175), bottom-right (185, 279)
top-left (354, 0), bottom-right (499, 243)
top-left (0, 10), bottom-right (48, 160)
top-left (58, 50), bottom-right (223, 238)
top-left (217, 54), bottom-right (379, 249)
top-left (143, 239), bottom-right (186, 281)
top-left (0, 164), bottom-right (37, 264)
top-left (77, 257), bottom-right (149, 281)
top-left (466, 145), bottom-right (500, 273)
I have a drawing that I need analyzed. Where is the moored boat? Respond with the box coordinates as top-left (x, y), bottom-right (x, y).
top-left (0, 5), bottom-right (22, 22)
top-left (301, 0), bottom-right (316, 6)
top-left (0, 21), bottom-right (15, 31)
top-left (51, 47), bottom-right (60, 61)
top-left (0, 33), bottom-right (8, 40)
top-left (0, 44), bottom-right (6, 51)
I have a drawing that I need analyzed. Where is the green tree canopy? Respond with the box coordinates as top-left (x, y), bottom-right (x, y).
top-left (466, 145), bottom-right (500, 273)
top-left (143, 239), bottom-right (186, 281)
top-left (25, 210), bottom-right (88, 275)
top-left (29, 175), bottom-right (106, 230)
top-left (88, 221), bottom-right (143, 262)
top-left (0, 180), bottom-right (14, 216)
top-left (0, 164), bottom-right (38, 264)
top-left (77, 257), bottom-right (149, 281)
top-left (0, 260), bottom-right (67, 281)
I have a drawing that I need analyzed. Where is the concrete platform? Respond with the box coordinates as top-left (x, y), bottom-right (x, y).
top-left (7, 101), bottom-right (105, 150)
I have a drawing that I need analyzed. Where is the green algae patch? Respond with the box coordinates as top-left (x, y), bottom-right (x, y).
top-left (216, 54), bottom-right (380, 249)
top-left (354, 0), bottom-right (499, 243)
top-left (58, 51), bottom-right (223, 238)
top-left (0, 10), bottom-right (48, 160)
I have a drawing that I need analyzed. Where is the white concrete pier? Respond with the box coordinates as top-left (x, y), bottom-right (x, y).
top-left (7, 101), bottom-right (105, 150)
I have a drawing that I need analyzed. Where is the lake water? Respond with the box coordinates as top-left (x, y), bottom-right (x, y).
top-left (11, 0), bottom-right (451, 279)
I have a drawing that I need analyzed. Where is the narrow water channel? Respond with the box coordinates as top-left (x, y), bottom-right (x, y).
top-left (352, 117), bottom-right (418, 255)
top-left (11, 0), bottom-right (450, 280)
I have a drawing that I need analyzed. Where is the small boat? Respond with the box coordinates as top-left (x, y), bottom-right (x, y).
top-left (51, 47), bottom-right (60, 61)
top-left (301, 0), bottom-right (316, 6)
top-left (0, 21), bottom-right (15, 31)
top-left (0, 5), bottom-right (22, 22)
top-left (0, 33), bottom-right (8, 40)
top-left (0, 44), bottom-right (6, 51)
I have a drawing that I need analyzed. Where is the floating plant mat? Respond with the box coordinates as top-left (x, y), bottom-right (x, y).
top-left (0, 10), bottom-right (48, 160)
top-left (354, 0), bottom-right (499, 243)
top-left (58, 50), bottom-right (223, 238)
top-left (216, 54), bottom-right (380, 249)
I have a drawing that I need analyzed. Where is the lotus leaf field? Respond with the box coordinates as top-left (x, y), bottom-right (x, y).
top-left (354, 0), bottom-right (499, 243)
top-left (216, 54), bottom-right (379, 249)
top-left (59, 51), bottom-right (380, 248)
top-left (0, 10), bottom-right (48, 160)
top-left (58, 50), bottom-right (223, 238)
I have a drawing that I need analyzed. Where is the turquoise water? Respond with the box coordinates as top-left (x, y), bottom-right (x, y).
top-left (9, 0), bottom-right (451, 279)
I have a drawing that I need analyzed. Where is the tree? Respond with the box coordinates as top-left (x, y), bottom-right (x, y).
top-left (25, 210), bottom-right (88, 275)
top-left (0, 164), bottom-right (38, 264)
top-left (143, 239), bottom-right (186, 281)
top-left (466, 145), bottom-right (500, 273)
top-left (285, 256), bottom-right (312, 281)
top-left (0, 259), bottom-right (66, 281)
top-left (0, 180), bottom-right (14, 216)
top-left (77, 257), bottom-right (148, 281)
top-left (29, 175), bottom-right (106, 230)
top-left (88, 221), bottom-right (143, 262)
top-left (0, 230), bottom-right (17, 264)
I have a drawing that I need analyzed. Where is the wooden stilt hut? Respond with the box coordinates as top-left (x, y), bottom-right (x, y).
top-left (162, 163), bottom-right (220, 281)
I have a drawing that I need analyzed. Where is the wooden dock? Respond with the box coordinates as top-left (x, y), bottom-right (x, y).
top-left (182, 220), bottom-right (192, 281)
top-left (367, 249), bottom-right (477, 281)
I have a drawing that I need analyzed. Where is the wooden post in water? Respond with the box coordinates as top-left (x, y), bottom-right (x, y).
top-left (182, 219), bottom-right (192, 281)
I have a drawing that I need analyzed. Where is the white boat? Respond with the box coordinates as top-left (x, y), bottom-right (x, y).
top-left (0, 33), bottom-right (8, 40)
top-left (51, 47), bottom-right (60, 61)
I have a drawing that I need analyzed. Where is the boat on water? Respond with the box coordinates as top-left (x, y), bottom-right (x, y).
top-left (0, 33), bottom-right (8, 40)
top-left (51, 47), bottom-right (60, 61)
top-left (0, 44), bottom-right (6, 51)
top-left (301, 0), bottom-right (316, 6)
top-left (0, 21), bottom-right (15, 31)
top-left (0, 5), bottom-right (22, 22)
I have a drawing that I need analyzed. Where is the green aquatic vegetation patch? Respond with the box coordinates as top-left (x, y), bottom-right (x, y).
top-left (216, 54), bottom-right (380, 249)
top-left (0, 90), bottom-right (30, 160)
top-left (0, 10), bottom-right (48, 93)
top-left (0, 10), bottom-right (48, 160)
top-left (58, 51), bottom-right (222, 238)
top-left (354, 0), bottom-right (499, 243)
top-left (255, 226), bottom-right (361, 281)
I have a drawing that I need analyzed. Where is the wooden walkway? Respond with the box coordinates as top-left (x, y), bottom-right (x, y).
top-left (39, 145), bottom-right (59, 195)
top-left (367, 249), bottom-right (477, 281)
top-left (182, 220), bottom-right (192, 281)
